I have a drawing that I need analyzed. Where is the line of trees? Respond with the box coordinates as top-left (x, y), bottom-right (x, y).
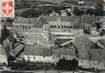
top-left (73, 4), bottom-right (104, 16)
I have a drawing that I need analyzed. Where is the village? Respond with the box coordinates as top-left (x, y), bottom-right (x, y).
top-left (0, 0), bottom-right (105, 73)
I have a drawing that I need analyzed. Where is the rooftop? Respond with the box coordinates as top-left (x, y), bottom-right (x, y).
top-left (75, 34), bottom-right (94, 59)
top-left (97, 39), bottom-right (105, 49)
top-left (13, 16), bottom-right (100, 26)
top-left (44, 16), bottom-right (100, 25)
top-left (24, 46), bottom-right (52, 56)
top-left (44, 16), bottom-right (76, 22)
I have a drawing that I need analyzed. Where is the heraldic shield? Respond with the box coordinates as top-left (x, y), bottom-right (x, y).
top-left (2, 1), bottom-right (13, 16)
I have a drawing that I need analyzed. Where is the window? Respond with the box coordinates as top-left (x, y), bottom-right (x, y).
top-left (51, 25), bottom-right (53, 28)
top-left (15, 25), bottom-right (18, 28)
top-left (68, 26), bottom-right (70, 28)
top-left (62, 26), bottom-right (63, 28)
top-left (28, 56), bottom-right (30, 60)
top-left (36, 34), bottom-right (37, 36)
top-left (35, 43), bottom-right (37, 45)
top-left (45, 38), bottom-right (46, 41)
top-left (51, 25), bottom-right (54, 28)
top-left (54, 25), bottom-right (56, 28)
top-left (32, 33), bottom-right (34, 36)
top-left (40, 34), bottom-right (42, 36)
top-left (66, 26), bottom-right (68, 28)
top-left (58, 26), bottom-right (60, 28)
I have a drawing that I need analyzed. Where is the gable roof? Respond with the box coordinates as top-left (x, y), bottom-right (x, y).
top-left (14, 17), bottom-right (37, 24)
top-left (81, 15), bottom-right (100, 24)
top-left (43, 16), bottom-right (100, 25)
top-left (88, 49), bottom-right (105, 61)
top-left (43, 16), bottom-right (76, 22)
top-left (13, 17), bottom-right (44, 28)
top-left (52, 48), bottom-right (76, 57)
top-left (75, 35), bottom-right (93, 59)
top-left (24, 46), bottom-right (52, 56)
top-left (98, 39), bottom-right (105, 48)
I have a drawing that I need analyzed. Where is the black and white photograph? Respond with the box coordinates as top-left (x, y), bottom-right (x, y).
top-left (0, 0), bottom-right (105, 73)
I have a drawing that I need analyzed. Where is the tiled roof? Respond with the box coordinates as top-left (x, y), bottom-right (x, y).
top-left (14, 17), bottom-right (37, 24)
top-left (44, 16), bottom-right (99, 26)
top-left (14, 17), bottom-right (43, 28)
top-left (98, 39), bottom-right (105, 48)
top-left (24, 46), bottom-right (52, 56)
top-left (88, 49), bottom-right (105, 61)
top-left (52, 48), bottom-right (76, 56)
top-left (81, 15), bottom-right (100, 24)
top-left (75, 35), bottom-right (105, 61)
top-left (25, 28), bottom-right (44, 33)
top-left (75, 34), bottom-right (94, 59)
top-left (14, 16), bottom-right (100, 28)
top-left (44, 16), bottom-right (76, 22)
top-left (24, 45), bottom-right (76, 57)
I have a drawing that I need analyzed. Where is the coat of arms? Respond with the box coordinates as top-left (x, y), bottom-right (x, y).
top-left (1, 0), bottom-right (14, 17)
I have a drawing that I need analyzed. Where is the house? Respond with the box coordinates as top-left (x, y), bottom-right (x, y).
top-left (87, 49), bottom-right (105, 69)
top-left (23, 44), bottom-right (77, 63)
top-left (52, 47), bottom-right (76, 60)
top-left (75, 35), bottom-right (105, 69)
top-left (24, 45), bottom-right (56, 63)
top-left (78, 59), bottom-right (98, 68)
top-left (75, 35), bottom-right (95, 68)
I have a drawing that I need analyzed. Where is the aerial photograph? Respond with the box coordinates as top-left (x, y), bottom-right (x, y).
top-left (0, 0), bottom-right (105, 73)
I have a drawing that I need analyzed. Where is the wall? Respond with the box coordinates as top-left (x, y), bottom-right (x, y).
top-left (0, 45), bottom-right (8, 65)
top-left (24, 55), bottom-right (56, 63)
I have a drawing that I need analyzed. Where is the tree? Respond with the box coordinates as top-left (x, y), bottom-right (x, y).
top-left (87, 9), bottom-right (95, 15)
top-left (73, 6), bottom-right (81, 16)
top-left (95, 3), bottom-right (104, 16)
top-left (95, 22), bottom-right (101, 31)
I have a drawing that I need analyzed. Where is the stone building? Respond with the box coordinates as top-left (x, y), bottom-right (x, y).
top-left (13, 17), bottom-right (50, 46)
top-left (24, 45), bottom-right (56, 63)
top-left (42, 16), bottom-right (83, 42)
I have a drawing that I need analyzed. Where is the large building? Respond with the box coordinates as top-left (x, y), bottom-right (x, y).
top-left (23, 45), bottom-right (77, 63)
top-left (13, 17), bottom-right (50, 46)
top-left (12, 16), bottom-right (100, 63)
top-left (40, 15), bottom-right (99, 45)
top-left (42, 16), bottom-right (82, 43)
top-left (13, 16), bottom-right (99, 44)
top-left (23, 45), bottom-right (55, 63)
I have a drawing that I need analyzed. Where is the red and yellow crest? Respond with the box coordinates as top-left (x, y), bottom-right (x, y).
top-left (2, 1), bottom-right (13, 16)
